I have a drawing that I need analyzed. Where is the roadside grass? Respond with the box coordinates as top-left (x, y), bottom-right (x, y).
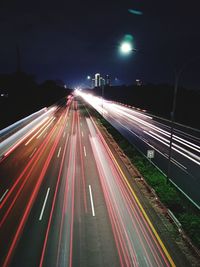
top-left (87, 105), bottom-right (200, 249)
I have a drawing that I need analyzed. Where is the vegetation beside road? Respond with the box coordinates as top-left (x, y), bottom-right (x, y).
top-left (87, 104), bottom-right (200, 250)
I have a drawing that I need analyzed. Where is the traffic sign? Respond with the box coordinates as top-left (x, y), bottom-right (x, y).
top-left (147, 150), bottom-right (155, 159)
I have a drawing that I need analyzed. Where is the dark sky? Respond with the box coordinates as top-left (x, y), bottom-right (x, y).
top-left (0, 0), bottom-right (200, 88)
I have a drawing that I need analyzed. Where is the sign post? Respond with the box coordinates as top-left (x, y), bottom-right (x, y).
top-left (147, 150), bottom-right (155, 160)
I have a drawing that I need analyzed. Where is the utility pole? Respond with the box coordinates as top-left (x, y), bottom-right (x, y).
top-left (166, 71), bottom-right (179, 183)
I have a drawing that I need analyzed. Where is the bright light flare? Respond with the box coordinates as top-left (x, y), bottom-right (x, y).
top-left (120, 42), bottom-right (133, 54)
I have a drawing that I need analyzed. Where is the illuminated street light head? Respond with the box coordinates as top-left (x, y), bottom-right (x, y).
top-left (120, 42), bottom-right (133, 54)
top-left (87, 75), bottom-right (91, 80)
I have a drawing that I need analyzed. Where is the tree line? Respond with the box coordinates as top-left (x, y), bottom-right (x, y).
top-left (0, 72), bottom-right (72, 130)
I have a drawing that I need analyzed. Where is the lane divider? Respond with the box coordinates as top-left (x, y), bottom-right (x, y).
top-left (39, 188), bottom-right (50, 221)
top-left (57, 147), bottom-right (62, 158)
top-left (0, 189), bottom-right (9, 203)
top-left (83, 146), bottom-right (87, 157)
top-left (89, 185), bottom-right (95, 217)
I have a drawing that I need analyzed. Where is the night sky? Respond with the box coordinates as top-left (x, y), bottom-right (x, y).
top-left (0, 0), bottom-right (200, 88)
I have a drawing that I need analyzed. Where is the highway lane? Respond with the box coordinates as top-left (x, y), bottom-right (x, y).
top-left (0, 105), bottom-right (65, 200)
top-left (0, 98), bottom-right (191, 266)
top-left (9, 100), bottom-right (120, 267)
top-left (0, 103), bottom-right (70, 266)
top-left (76, 91), bottom-right (200, 208)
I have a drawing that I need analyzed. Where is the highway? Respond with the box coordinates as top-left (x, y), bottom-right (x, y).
top-left (0, 97), bottom-right (190, 266)
top-left (76, 91), bottom-right (200, 208)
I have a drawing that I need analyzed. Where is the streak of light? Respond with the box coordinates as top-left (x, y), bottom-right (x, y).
top-left (173, 134), bottom-right (200, 152)
top-left (25, 117), bottom-right (52, 145)
top-left (2, 112), bottom-right (67, 267)
top-left (38, 110), bottom-right (70, 267)
top-left (172, 146), bottom-right (200, 166)
top-left (77, 91), bottom-right (199, 164)
top-left (4, 117), bottom-right (49, 156)
top-left (88, 113), bottom-right (175, 266)
top-left (0, 109), bottom-right (68, 212)
top-left (0, 120), bottom-right (59, 211)
top-left (77, 111), bottom-right (87, 212)
top-left (56, 111), bottom-right (77, 267)
top-left (145, 130), bottom-right (200, 165)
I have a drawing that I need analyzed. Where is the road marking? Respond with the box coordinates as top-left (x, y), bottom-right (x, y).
top-left (37, 118), bottom-right (55, 139)
top-left (81, 131), bottom-right (84, 137)
top-left (57, 147), bottom-right (62, 158)
top-left (144, 256), bottom-right (149, 267)
top-left (89, 185), bottom-right (95, 216)
top-left (172, 158), bottom-right (187, 170)
top-left (39, 188), bottom-right (50, 221)
top-left (0, 189), bottom-right (9, 203)
top-left (63, 131), bottom-right (66, 138)
top-left (83, 146), bottom-right (87, 157)
top-left (29, 147), bottom-right (37, 158)
top-left (25, 117), bottom-right (52, 145)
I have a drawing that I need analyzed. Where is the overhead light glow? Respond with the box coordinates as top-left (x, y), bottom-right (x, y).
top-left (120, 42), bottom-right (132, 54)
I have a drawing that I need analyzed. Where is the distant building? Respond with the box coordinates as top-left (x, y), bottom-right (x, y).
top-left (136, 79), bottom-right (142, 86)
top-left (105, 75), bottom-right (111, 86)
top-left (95, 73), bottom-right (100, 87)
top-left (93, 73), bottom-right (111, 88)
top-left (100, 77), bottom-right (105, 87)
top-left (92, 78), bottom-right (95, 88)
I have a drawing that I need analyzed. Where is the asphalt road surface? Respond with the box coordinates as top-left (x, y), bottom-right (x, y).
top-left (0, 98), bottom-right (192, 266)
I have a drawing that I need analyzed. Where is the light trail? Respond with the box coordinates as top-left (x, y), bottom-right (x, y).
top-left (76, 90), bottom-right (199, 167)
top-left (25, 117), bottom-right (52, 145)
top-left (86, 115), bottom-right (174, 267)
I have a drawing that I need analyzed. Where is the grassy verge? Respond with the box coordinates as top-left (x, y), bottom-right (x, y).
top-left (86, 104), bottom-right (200, 250)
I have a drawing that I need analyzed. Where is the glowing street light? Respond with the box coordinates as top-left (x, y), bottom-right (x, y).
top-left (120, 42), bottom-right (133, 54)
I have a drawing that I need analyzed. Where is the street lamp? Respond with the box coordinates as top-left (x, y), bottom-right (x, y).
top-left (119, 41), bottom-right (137, 55)
top-left (166, 70), bottom-right (180, 183)
top-left (120, 42), bottom-right (133, 54)
top-left (166, 59), bottom-right (199, 183)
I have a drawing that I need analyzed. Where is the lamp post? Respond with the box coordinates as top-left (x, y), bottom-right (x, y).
top-left (166, 69), bottom-right (181, 183)
top-left (166, 59), bottom-right (198, 183)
